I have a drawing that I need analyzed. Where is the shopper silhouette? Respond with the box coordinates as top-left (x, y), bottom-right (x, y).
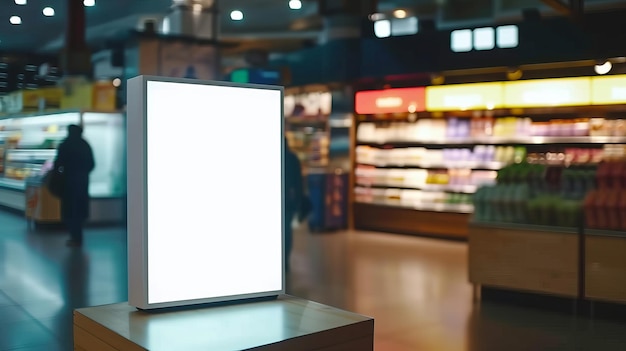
top-left (284, 138), bottom-right (304, 272)
top-left (54, 124), bottom-right (95, 247)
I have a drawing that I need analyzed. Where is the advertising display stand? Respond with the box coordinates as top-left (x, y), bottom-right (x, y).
top-left (73, 76), bottom-right (373, 350)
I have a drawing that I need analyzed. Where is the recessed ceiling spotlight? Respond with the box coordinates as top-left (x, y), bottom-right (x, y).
top-left (507, 68), bottom-right (523, 80)
top-left (369, 13), bottom-right (385, 21)
top-left (43, 7), bottom-right (55, 17)
top-left (393, 9), bottom-right (407, 19)
top-left (9, 16), bottom-right (22, 25)
top-left (15, 0), bottom-right (27, 5)
top-left (112, 78), bottom-right (122, 87)
top-left (594, 61), bottom-right (612, 75)
top-left (289, 0), bottom-right (302, 10)
top-left (83, 0), bottom-right (95, 7)
top-left (230, 10), bottom-right (244, 21)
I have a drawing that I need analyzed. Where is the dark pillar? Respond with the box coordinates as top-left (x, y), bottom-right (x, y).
top-left (61, 0), bottom-right (91, 77)
top-left (317, 0), bottom-right (377, 44)
top-left (569, 0), bottom-right (584, 23)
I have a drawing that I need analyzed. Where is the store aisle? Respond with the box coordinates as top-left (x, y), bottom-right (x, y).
top-left (0, 211), bottom-right (127, 350)
top-left (0, 210), bottom-right (626, 350)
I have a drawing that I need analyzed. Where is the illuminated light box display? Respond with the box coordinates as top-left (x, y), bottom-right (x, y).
top-left (591, 75), bottom-right (626, 105)
top-left (355, 87), bottom-right (426, 115)
top-left (127, 75), bottom-right (284, 310)
top-left (425, 82), bottom-right (504, 111)
top-left (504, 77), bottom-right (591, 108)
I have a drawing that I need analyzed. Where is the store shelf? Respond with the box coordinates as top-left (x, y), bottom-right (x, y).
top-left (470, 221), bottom-right (579, 235)
top-left (329, 119), bottom-right (352, 128)
top-left (354, 202), bottom-right (470, 237)
top-left (6, 149), bottom-right (56, 162)
top-left (0, 177), bottom-right (26, 190)
top-left (285, 117), bottom-right (327, 125)
top-left (585, 228), bottom-right (626, 238)
top-left (356, 161), bottom-right (505, 170)
top-left (356, 199), bottom-right (474, 214)
top-left (357, 136), bottom-right (626, 146)
top-left (356, 182), bottom-right (478, 194)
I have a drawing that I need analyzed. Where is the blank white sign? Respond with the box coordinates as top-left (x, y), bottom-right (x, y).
top-left (128, 76), bottom-right (284, 309)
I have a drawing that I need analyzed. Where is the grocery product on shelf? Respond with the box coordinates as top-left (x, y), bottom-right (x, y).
top-left (3, 148), bottom-right (57, 181)
top-left (356, 117), bottom-right (626, 144)
top-left (354, 186), bottom-right (474, 212)
top-left (583, 154), bottom-right (626, 231)
top-left (356, 145), bottom-right (524, 168)
top-left (286, 130), bottom-right (329, 169)
top-left (474, 162), bottom-right (591, 226)
top-left (355, 165), bottom-right (497, 191)
top-left (473, 143), bottom-right (619, 226)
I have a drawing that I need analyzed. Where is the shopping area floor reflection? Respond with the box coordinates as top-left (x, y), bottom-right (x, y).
top-left (0, 210), bottom-right (625, 350)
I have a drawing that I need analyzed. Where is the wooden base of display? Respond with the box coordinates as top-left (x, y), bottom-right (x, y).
top-left (469, 222), bottom-right (580, 298)
top-left (73, 296), bottom-right (374, 351)
top-left (585, 231), bottom-right (626, 304)
top-left (353, 202), bottom-right (469, 238)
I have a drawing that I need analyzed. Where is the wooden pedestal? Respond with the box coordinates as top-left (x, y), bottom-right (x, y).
top-left (74, 295), bottom-right (374, 351)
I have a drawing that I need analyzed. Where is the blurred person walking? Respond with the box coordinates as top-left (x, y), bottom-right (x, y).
top-left (54, 124), bottom-right (95, 247)
top-left (284, 138), bottom-right (305, 272)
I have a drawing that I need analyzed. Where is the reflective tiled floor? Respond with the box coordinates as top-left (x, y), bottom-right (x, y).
top-left (1, 210), bottom-right (625, 350)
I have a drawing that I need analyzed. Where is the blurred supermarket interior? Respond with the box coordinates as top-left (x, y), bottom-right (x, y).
top-left (3, 0), bottom-right (626, 350)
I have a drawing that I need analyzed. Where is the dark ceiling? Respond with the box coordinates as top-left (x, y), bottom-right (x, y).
top-left (1, 0), bottom-right (626, 56)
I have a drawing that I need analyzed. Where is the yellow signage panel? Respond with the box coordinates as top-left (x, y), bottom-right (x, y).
top-left (21, 87), bottom-right (63, 111)
top-left (591, 75), bottom-right (626, 105)
top-left (504, 77), bottom-right (591, 108)
top-left (425, 82), bottom-right (504, 111)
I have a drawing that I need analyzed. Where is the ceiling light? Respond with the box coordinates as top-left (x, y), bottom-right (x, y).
top-left (9, 16), bottom-right (22, 25)
top-left (374, 20), bottom-right (391, 38)
top-left (83, 0), bottom-right (95, 7)
top-left (15, 0), bottom-right (27, 5)
top-left (369, 13), bottom-right (385, 21)
top-left (230, 10), bottom-right (243, 21)
top-left (473, 27), bottom-right (495, 50)
top-left (595, 61), bottom-right (612, 75)
top-left (393, 9), bottom-right (407, 19)
top-left (43, 7), bottom-right (55, 17)
top-left (112, 78), bottom-right (122, 87)
top-left (289, 0), bottom-right (302, 10)
top-left (431, 74), bottom-right (445, 85)
top-left (193, 3), bottom-right (203, 14)
top-left (507, 68), bottom-right (523, 80)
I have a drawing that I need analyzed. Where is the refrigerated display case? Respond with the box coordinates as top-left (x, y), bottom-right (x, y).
top-left (0, 110), bottom-right (125, 224)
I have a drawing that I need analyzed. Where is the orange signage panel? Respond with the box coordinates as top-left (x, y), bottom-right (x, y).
top-left (356, 87), bottom-right (426, 115)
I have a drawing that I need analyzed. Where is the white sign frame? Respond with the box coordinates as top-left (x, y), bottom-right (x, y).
top-left (127, 75), bottom-right (285, 310)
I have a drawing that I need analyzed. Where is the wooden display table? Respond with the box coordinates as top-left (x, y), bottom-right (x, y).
top-left (585, 230), bottom-right (626, 304)
top-left (73, 295), bottom-right (374, 351)
top-left (469, 222), bottom-right (580, 298)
